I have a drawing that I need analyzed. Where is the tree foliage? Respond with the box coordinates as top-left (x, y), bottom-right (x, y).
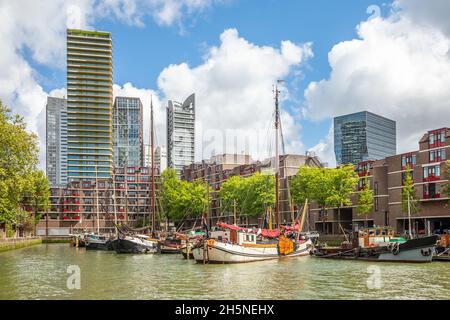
top-left (443, 161), bottom-right (450, 206)
top-left (158, 168), bottom-right (210, 222)
top-left (357, 175), bottom-right (374, 218)
top-left (0, 100), bottom-right (50, 234)
top-left (219, 172), bottom-right (275, 217)
top-left (401, 166), bottom-right (419, 215)
top-left (325, 165), bottom-right (359, 209)
top-left (291, 165), bottom-right (359, 208)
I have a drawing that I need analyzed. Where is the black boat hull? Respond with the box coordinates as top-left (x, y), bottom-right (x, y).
top-left (86, 240), bottom-right (111, 251)
top-left (313, 235), bottom-right (438, 263)
top-left (111, 238), bottom-right (155, 254)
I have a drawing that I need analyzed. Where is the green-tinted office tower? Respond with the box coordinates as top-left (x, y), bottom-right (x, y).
top-left (66, 29), bottom-right (113, 181)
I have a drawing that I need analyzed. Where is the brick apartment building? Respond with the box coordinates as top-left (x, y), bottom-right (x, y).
top-left (310, 127), bottom-right (450, 236)
top-left (36, 167), bottom-right (158, 236)
top-left (181, 153), bottom-right (323, 227)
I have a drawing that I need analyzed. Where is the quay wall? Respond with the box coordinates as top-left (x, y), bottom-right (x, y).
top-left (0, 237), bottom-right (42, 252)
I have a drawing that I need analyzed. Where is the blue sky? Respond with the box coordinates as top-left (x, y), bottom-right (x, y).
top-left (35, 0), bottom-right (389, 151)
top-left (3, 0), bottom-right (450, 168)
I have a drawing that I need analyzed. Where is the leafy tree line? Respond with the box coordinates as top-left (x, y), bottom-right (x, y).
top-left (0, 100), bottom-right (50, 237)
top-left (158, 168), bottom-right (210, 224)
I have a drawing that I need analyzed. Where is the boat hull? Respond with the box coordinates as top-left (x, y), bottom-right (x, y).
top-left (193, 239), bottom-right (312, 264)
top-left (312, 235), bottom-right (438, 263)
top-left (111, 238), bottom-right (157, 254)
top-left (86, 239), bottom-right (111, 251)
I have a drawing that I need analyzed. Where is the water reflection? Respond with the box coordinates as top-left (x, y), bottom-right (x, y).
top-left (0, 244), bottom-right (449, 300)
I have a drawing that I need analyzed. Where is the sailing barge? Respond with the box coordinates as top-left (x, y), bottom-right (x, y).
top-left (192, 224), bottom-right (313, 264)
top-left (311, 227), bottom-right (438, 263)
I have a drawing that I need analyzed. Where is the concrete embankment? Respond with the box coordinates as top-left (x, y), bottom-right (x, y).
top-left (0, 237), bottom-right (42, 252)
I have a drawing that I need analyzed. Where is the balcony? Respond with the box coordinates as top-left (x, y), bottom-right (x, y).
top-left (423, 175), bottom-right (440, 182)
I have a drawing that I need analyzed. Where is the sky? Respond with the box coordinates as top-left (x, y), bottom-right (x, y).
top-left (1, 0), bottom-right (450, 170)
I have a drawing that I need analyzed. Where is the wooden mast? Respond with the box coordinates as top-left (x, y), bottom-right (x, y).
top-left (274, 82), bottom-right (281, 230)
top-left (150, 96), bottom-right (156, 233)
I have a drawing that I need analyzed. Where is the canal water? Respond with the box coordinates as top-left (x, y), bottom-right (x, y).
top-left (0, 243), bottom-right (449, 300)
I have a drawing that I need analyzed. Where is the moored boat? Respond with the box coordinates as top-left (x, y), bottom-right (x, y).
top-left (433, 233), bottom-right (450, 262)
top-left (85, 234), bottom-right (112, 251)
top-left (111, 234), bottom-right (158, 254)
top-left (311, 227), bottom-right (438, 263)
top-left (192, 225), bottom-right (313, 264)
top-left (157, 237), bottom-right (185, 254)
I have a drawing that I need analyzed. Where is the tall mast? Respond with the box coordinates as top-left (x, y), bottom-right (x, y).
top-left (150, 96), bottom-right (156, 233)
top-left (274, 82), bottom-right (281, 230)
top-left (95, 165), bottom-right (100, 234)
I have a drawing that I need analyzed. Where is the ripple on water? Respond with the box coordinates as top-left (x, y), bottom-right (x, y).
top-left (0, 244), bottom-right (449, 300)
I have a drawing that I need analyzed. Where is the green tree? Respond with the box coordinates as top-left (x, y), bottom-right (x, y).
top-left (0, 100), bottom-right (49, 236)
top-left (159, 168), bottom-right (183, 222)
top-left (291, 166), bottom-right (333, 232)
top-left (325, 165), bottom-right (359, 234)
top-left (219, 172), bottom-right (275, 223)
top-left (443, 161), bottom-right (450, 206)
top-left (158, 168), bottom-right (210, 224)
top-left (402, 165), bottom-right (419, 237)
top-left (357, 175), bottom-right (374, 227)
top-left (242, 173), bottom-right (275, 217)
top-left (219, 175), bottom-right (245, 216)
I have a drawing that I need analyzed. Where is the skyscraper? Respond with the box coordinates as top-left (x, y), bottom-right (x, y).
top-left (113, 97), bottom-right (144, 168)
top-left (144, 145), bottom-right (167, 174)
top-left (167, 94), bottom-right (195, 175)
top-left (334, 111), bottom-right (396, 165)
top-left (66, 29), bottom-right (113, 181)
top-left (46, 97), bottom-right (67, 187)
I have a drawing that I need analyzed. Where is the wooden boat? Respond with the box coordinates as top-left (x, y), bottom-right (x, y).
top-left (311, 227), bottom-right (438, 263)
top-left (70, 233), bottom-right (88, 247)
top-left (157, 237), bottom-right (185, 254)
top-left (192, 225), bottom-right (313, 264)
top-left (181, 245), bottom-right (195, 259)
top-left (85, 234), bottom-right (112, 251)
top-left (433, 233), bottom-right (450, 262)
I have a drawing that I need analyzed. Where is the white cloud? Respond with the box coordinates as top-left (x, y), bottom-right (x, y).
top-left (305, 1), bottom-right (450, 165)
top-left (0, 0), bottom-right (224, 170)
top-left (157, 28), bottom-right (313, 161)
top-left (96, 0), bottom-right (223, 27)
top-left (308, 124), bottom-right (335, 168)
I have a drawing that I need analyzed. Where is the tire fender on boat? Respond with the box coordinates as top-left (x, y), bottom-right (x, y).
top-left (421, 248), bottom-right (432, 257)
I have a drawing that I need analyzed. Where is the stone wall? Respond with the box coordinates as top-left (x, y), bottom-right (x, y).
top-left (0, 237), bottom-right (42, 252)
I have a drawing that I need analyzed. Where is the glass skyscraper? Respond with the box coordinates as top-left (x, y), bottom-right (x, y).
top-left (46, 97), bottom-right (67, 187)
top-left (334, 111), bottom-right (396, 165)
top-left (113, 97), bottom-right (144, 168)
top-left (167, 94), bottom-right (195, 175)
top-left (66, 29), bottom-right (113, 181)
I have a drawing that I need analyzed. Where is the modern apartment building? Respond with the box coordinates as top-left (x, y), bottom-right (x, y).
top-left (144, 145), bottom-right (167, 174)
top-left (167, 94), bottom-right (195, 175)
top-left (113, 97), bottom-right (144, 168)
top-left (66, 29), bottom-right (113, 181)
top-left (46, 97), bottom-right (68, 187)
top-left (334, 111), bottom-right (396, 165)
top-left (311, 127), bottom-right (450, 236)
top-left (36, 166), bottom-right (158, 235)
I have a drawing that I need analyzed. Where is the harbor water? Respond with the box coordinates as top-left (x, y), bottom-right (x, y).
top-left (0, 243), bottom-right (449, 300)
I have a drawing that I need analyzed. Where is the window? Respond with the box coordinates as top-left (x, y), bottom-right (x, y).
top-left (424, 183), bottom-right (440, 199)
top-left (430, 149), bottom-right (446, 162)
top-left (401, 154), bottom-right (416, 169)
top-left (423, 165), bottom-right (441, 180)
